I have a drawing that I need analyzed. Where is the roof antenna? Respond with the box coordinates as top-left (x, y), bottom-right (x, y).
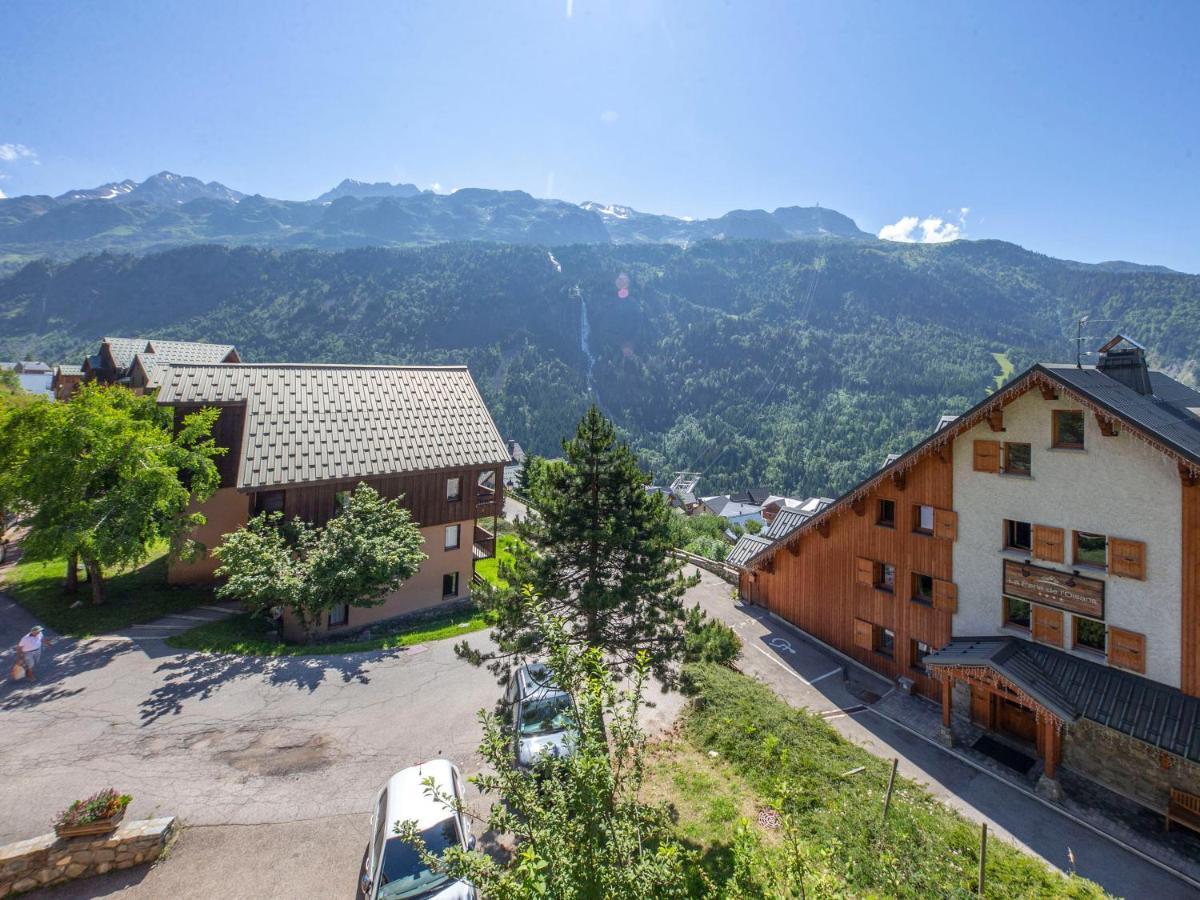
top-left (1076, 315), bottom-right (1089, 368)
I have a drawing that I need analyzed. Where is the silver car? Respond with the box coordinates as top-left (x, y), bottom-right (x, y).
top-left (504, 663), bottom-right (577, 769)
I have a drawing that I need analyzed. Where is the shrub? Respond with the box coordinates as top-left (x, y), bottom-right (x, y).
top-left (54, 788), bottom-right (132, 829)
top-left (682, 605), bottom-right (742, 666)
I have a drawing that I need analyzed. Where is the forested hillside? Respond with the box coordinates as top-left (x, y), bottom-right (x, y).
top-left (1, 238), bottom-right (1197, 497)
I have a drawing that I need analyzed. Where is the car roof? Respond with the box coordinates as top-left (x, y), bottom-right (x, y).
top-left (384, 759), bottom-right (458, 831)
top-left (516, 663), bottom-right (566, 698)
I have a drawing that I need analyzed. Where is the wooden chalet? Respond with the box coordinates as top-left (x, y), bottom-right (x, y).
top-left (736, 337), bottom-right (1200, 811)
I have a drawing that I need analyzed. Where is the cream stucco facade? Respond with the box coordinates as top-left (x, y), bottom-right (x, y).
top-left (952, 387), bottom-right (1184, 687)
top-left (167, 487), bottom-right (251, 584)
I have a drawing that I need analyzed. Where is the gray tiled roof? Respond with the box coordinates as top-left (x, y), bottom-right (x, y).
top-left (924, 637), bottom-right (1200, 763)
top-left (54, 364), bottom-right (83, 377)
top-left (102, 337), bottom-right (237, 371)
top-left (1041, 364), bottom-right (1200, 466)
top-left (133, 353), bottom-right (169, 387)
top-left (727, 534), bottom-right (774, 568)
top-left (766, 507), bottom-right (811, 540)
top-left (157, 363), bottom-right (510, 490)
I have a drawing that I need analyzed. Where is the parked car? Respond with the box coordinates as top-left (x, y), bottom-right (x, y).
top-left (504, 663), bottom-right (577, 770)
top-left (361, 759), bottom-right (476, 900)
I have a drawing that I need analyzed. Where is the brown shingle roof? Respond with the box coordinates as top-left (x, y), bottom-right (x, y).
top-left (156, 363), bottom-right (510, 490)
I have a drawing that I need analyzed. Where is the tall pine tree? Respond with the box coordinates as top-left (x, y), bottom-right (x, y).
top-left (466, 406), bottom-right (690, 682)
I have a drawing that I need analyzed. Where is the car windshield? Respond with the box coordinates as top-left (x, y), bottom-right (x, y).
top-left (376, 818), bottom-right (457, 899)
top-left (519, 692), bottom-right (574, 736)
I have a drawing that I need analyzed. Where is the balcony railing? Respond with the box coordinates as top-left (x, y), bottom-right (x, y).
top-left (476, 485), bottom-right (500, 516)
top-left (473, 524), bottom-right (496, 560)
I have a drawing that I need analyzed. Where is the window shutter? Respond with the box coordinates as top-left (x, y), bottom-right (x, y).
top-left (973, 440), bottom-right (1000, 473)
top-left (1032, 606), bottom-right (1064, 647)
top-left (934, 508), bottom-right (958, 541)
top-left (1032, 525), bottom-right (1065, 563)
top-left (1109, 538), bottom-right (1146, 580)
top-left (1108, 626), bottom-right (1146, 673)
top-left (853, 618), bottom-right (875, 650)
top-left (855, 556), bottom-right (875, 587)
top-left (932, 579), bottom-right (958, 613)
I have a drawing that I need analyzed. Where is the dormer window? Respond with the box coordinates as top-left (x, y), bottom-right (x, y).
top-left (1052, 410), bottom-right (1085, 450)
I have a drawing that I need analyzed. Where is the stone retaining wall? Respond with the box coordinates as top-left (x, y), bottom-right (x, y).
top-left (673, 550), bottom-right (739, 585)
top-left (0, 817), bottom-right (175, 897)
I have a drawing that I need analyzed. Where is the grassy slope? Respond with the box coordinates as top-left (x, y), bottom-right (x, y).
top-left (474, 533), bottom-right (521, 589)
top-left (991, 350), bottom-right (1016, 391)
top-left (3, 547), bottom-right (213, 636)
top-left (670, 663), bottom-right (1108, 898)
top-left (166, 606), bottom-right (492, 657)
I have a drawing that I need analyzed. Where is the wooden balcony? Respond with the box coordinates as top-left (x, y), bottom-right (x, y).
top-left (476, 485), bottom-right (500, 516)
top-left (473, 524), bottom-right (496, 560)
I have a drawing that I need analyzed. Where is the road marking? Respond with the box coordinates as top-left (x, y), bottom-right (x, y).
top-left (809, 667), bottom-right (842, 685)
top-left (752, 643), bottom-right (813, 685)
top-left (768, 636), bottom-right (796, 655)
top-left (818, 705), bottom-right (867, 720)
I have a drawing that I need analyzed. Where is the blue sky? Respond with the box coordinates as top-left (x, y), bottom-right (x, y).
top-left (3, 1), bottom-right (1198, 270)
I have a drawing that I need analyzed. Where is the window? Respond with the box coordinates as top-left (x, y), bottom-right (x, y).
top-left (874, 563), bottom-right (896, 593)
top-left (442, 571), bottom-right (459, 598)
top-left (446, 477), bottom-right (462, 502)
top-left (877, 627), bottom-right (895, 658)
top-left (876, 499), bottom-right (896, 528)
top-left (911, 639), bottom-right (931, 672)
top-left (328, 604), bottom-right (349, 627)
top-left (913, 505), bottom-right (935, 535)
top-left (254, 490), bottom-right (285, 515)
top-left (1005, 596), bottom-right (1031, 630)
top-left (444, 524), bottom-right (461, 550)
top-left (911, 572), bottom-right (934, 606)
top-left (1073, 531), bottom-right (1107, 568)
top-left (1003, 442), bottom-right (1032, 476)
top-left (1052, 410), bottom-right (1086, 449)
top-left (1004, 519), bottom-right (1033, 552)
top-left (1074, 616), bottom-right (1106, 655)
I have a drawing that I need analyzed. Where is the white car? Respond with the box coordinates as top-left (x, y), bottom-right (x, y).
top-left (361, 759), bottom-right (477, 900)
top-left (505, 663), bottom-right (577, 770)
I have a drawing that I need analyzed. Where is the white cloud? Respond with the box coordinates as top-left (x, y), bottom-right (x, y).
top-left (429, 181), bottom-right (444, 193)
top-left (600, 110), bottom-right (619, 125)
top-left (566, 0), bottom-right (573, 18)
top-left (0, 187), bottom-right (6, 199)
top-left (878, 208), bottom-right (969, 243)
top-left (0, 143), bottom-right (36, 162)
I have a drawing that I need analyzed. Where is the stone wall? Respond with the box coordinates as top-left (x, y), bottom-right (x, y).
top-left (0, 817), bottom-right (175, 897)
top-left (1062, 719), bottom-right (1200, 812)
top-left (673, 550), bottom-right (739, 585)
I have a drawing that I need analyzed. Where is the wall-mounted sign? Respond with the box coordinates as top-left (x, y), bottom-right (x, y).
top-left (1002, 559), bottom-right (1104, 619)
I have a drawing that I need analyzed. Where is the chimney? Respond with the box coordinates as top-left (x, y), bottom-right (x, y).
top-left (1096, 335), bottom-right (1153, 395)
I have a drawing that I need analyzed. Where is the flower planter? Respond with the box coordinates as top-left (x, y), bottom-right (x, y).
top-left (55, 807), bottom-right (125, 838)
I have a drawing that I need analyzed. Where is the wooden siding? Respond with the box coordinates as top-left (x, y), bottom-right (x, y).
top-left (751, 448), bottom-right (955, 697)
top-left (174, 403), bottom-right (245, 489)
top-left (1184, 478), bottom-right (1200, 696)
top-left (259, 466), bottom-right (503, 529)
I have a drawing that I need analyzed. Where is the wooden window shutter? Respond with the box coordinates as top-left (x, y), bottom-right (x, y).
top-left (932, 579), bottom-right (958, 613)
top-left (1109, 538), bottom-right (1146, 580)
top-left (1032, 525), bottom-right (1065, 563)
top-left (973, 440), bottom-right (1000, 473)
top-left (1108, 626), bottom-right (1146, 673)
top-left (855, 556), bottom-right (875, 587)
top-left (934, 508), bottom-right (958, 541)
top-left (1032, 606), bottom-right (1064, 647)
top-left (853, 618), bottom-right (875, 651)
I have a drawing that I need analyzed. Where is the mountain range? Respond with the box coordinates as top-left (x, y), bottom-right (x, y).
top-left (0, 171), bottom-right (871, 270)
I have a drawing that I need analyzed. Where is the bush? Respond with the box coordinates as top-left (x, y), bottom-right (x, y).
top-left (682, 605), bottom-right (742, 666)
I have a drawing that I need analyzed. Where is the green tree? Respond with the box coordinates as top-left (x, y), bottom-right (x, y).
top-left (0, 384), bottom-right (222, 604)
top-left (213, 482), bottom-right (426, 640)
top-left (470, 406), bottom-right (689, 682)
top-left (743, 518), bottom-right (763, 535)
top-left (396, 598), bottom-right (694, 899)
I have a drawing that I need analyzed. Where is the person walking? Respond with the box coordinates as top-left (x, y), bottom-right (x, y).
top-left (16, 625), bottom-right (46, 681)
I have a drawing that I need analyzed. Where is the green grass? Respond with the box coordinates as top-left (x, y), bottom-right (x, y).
top-left (672, 663), bottom-right (1109, 898)
top-left (474, 533), bottom-right (522, 589)
top-left (3, 546), bottom-right (215, 636)
top-left (166, 605), bottom-right (493, 657)
top-left (991, 350), bottom-right (1015, 392)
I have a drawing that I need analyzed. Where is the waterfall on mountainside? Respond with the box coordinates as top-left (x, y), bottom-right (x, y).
top-left (578, 288), bottom-right (595, 393)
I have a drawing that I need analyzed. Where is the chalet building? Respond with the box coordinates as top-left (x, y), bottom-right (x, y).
top-left (83, 337), bottom-right (240, 388)
top-left (51, 364), bottom-right (84, 401)
top-left (736, 337), bottom-right (1200, 813)
top-left (156, 363), bottom-right (509, 641)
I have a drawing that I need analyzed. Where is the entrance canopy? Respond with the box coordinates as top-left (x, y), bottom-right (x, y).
top-left (925, 637), bottom-right (1200, 764)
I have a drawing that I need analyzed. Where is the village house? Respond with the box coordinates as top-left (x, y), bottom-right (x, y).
top-left (51, 364), bottom-right (83, 401)
top-left (83, 337), bottom-right (241, 389)
top-left (156, 362), bottom-right (509, 641)
top-left (735, 337), bottom-right (1200, 817)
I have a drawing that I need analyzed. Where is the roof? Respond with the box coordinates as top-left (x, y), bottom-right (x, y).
top-left (727, 533), bottom-right (774, 568)
top-left (132, 353), bottom-right (169, 388)
top-left (765, 506), bottom-right (813, 539)
top-left (384, 759), bottom-right (457, 830)
top-left (506, 439), bottom-right (526, 464)
top-left (701, 495), bottom-right (763, 519)
top-left (54, 364), bottom-right (83, 377)
top-left (101, 337), bottom-right (237, 371)
top-left (156, 363), bottom-right (510, 490)
top-left (15, 361), bottom-right (50, 373)
top-left (924, 637), bottom-right (1200, 764)
top-left (738, 353), bottom-right (1200, 571)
